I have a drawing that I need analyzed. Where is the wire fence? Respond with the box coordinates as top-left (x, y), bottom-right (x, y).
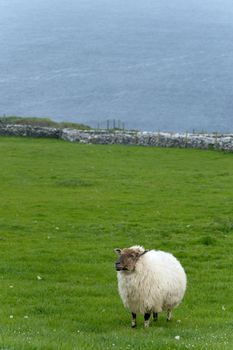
top-left (95, 119), bottom-right (126, 130)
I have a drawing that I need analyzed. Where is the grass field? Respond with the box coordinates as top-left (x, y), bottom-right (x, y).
top-left (0, 136), bottom-right (232, 350)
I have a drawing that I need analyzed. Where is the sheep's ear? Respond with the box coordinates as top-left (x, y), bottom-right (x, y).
top-left (114, 248), bottom-right (122, 255)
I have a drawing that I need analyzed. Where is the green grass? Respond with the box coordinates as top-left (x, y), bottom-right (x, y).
top-left (0, 136), bottom-right (232, 350)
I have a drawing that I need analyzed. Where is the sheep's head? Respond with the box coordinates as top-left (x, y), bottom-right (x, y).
top-left (114, 246), bottom-right (147, 272)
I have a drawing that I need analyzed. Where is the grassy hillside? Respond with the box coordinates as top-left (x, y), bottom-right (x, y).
top-left (0, 116), bottom-right (90, 130)
top-left (0, 136), bottom-right (232, 350)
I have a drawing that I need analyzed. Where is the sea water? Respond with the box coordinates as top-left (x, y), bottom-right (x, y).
top-left (1, 0), bottom-right (233, 131)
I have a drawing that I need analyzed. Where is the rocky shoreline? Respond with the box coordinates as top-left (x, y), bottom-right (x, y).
top-left (1, 124), bottom-right (233, 152)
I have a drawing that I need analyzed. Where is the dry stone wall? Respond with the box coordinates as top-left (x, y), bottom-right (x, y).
top-left (61, 129), bottom-right (233, 152)
top-left (1, 124), bottom-right (233, 152)
top-left (0, 124), bottom-right (61, 139)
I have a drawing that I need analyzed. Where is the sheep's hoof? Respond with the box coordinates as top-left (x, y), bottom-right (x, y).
top-left (167, 311), bottom-right (172, 321)
top-left (131, 321), bottom-right (137, 328)
top-left (153, 312), bottom-right (158, 321)
top-left (144, 321), bottom-right (150, 328)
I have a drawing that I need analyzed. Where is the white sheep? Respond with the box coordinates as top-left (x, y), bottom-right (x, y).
top-left (114, 245), bottom-right (187, 328)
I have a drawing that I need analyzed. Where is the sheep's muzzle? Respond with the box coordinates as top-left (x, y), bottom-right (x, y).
top-left (115, 262), bottom-right (128, 271)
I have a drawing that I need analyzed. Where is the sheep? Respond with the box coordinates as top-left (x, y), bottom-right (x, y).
top-left (114, 245), bottom-right (187, 328)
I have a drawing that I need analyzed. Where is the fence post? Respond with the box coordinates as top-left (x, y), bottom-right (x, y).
top-left (185, 131), bottom-right (188, 148)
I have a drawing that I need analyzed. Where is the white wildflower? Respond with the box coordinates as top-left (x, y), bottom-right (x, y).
top-left (175, 335), bottom-right (180, 340)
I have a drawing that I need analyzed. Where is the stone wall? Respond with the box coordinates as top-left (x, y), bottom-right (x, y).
top-left (1, 124), bottom-right (233, 152)
top-left (61, 129), bottom-right (233, 152)
top-left (0, 124), bottom-right (61, 139)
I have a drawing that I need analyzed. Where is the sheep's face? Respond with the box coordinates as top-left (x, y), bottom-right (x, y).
top-left (114, 248), bottom-right (142, 272)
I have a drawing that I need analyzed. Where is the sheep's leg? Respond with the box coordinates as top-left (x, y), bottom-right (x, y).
top-left (131, 313), bottom-right (137, 328)
top-left (167, 310), bottom-right (172, 321)
top-left (144, 313), bottom-right (151, 328)
top-left (153, 312), bottom-right (158, 321)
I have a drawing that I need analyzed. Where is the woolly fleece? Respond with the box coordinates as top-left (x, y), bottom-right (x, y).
top-left (117, 246), bottom-right (187, 314)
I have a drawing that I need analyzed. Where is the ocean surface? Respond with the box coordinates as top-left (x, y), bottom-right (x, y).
top-left (1, 0), bottom-right (233, 132)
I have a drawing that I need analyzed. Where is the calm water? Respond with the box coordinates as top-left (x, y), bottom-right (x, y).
top-left (1, 0), bottom-right (233, 131)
